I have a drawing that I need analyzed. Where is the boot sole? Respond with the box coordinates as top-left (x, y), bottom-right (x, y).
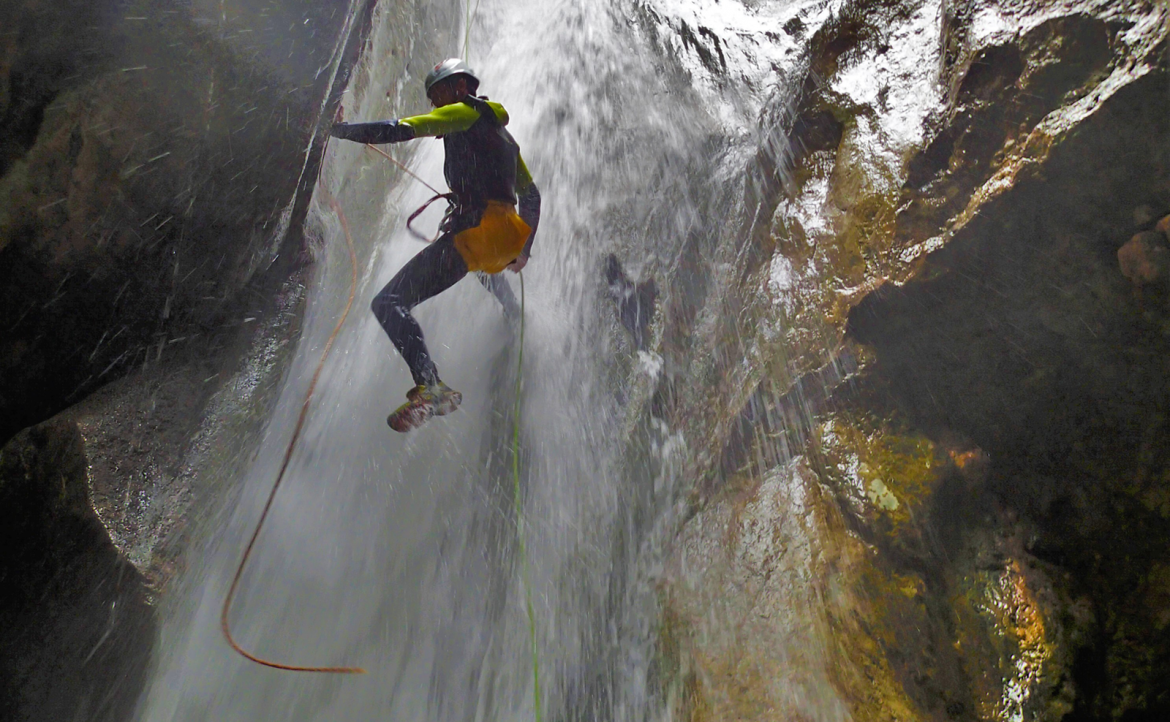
top-left (387, 390), bottom-right (462, 432)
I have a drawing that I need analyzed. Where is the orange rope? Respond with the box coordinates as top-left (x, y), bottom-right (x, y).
top-left (220, 145), bottom-right (365, 674)
top-left (219, 101), bottom-right (453, 677)
top-left (365, 143), bottom-right (445, 196)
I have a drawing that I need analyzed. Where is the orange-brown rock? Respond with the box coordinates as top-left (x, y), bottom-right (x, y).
top-left (1156, 214), bottom-right (1170, 238)
top-left (1118, 231), bottom-right (1170, 285)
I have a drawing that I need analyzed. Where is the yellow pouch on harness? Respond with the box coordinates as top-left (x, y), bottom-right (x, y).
top-left (454, 201), bottom-right (531, 274)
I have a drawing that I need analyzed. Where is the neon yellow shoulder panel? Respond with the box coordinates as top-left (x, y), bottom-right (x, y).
top-left (516, 154), bottom-right (534, 193)
top-left (399, 101), bottom-right (509, 137)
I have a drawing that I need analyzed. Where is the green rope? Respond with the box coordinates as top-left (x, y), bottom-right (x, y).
top-left (463, 0), bottom-right (470, 61)
top-left (460, 0), bottom-right (538, 708)
top-left (461, 0), bottom-right (482, 62)
top-left (512, 271), bottom-right (542, 722)
top-left (459, 0), bottom-right (540, 713)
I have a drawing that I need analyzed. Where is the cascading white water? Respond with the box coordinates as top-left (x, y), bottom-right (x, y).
top-left (134, 0), bottom-right (806, 718)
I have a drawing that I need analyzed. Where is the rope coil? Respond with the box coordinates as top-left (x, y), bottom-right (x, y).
top-left (220, 154), bottom-right (365, 674)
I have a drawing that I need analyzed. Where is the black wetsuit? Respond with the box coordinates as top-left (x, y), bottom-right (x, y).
top-left (331, 96), bottom-right (541, 387)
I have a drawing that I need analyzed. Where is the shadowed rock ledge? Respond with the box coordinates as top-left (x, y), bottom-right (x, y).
top-left (0, 420), bottom-right (154, 721)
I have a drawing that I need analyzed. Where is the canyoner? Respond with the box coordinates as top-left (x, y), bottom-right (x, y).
top-left (330, 58), bottom-right (543, 432)
top-left (221, 46), bottom-right (545, 698)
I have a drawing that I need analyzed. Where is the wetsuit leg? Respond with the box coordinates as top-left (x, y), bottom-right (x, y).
top-left (371, 235), bottom-right (468, 387)
top-left (476, 272), bottom-right (520, 320)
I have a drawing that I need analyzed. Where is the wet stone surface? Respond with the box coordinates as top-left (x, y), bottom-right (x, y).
top-left (0, 0), bottom-right (370, 718)
top-left (657, 0), bottom-right (1170, 720)
top-left (0, 0), bottom-right (358, 446)
top-left (0, 419), bottom-right (154, 722)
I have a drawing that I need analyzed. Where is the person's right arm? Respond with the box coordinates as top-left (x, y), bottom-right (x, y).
top-left (330, 103), bottom-right (497, 144)
top-left (329, 120), bottom-right (415, 144)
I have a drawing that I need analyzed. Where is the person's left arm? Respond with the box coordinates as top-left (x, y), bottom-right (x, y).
top-left (515, 155), bottom-right (541, 263)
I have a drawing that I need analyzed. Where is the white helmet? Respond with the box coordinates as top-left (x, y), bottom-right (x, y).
top-left (424, 58), bottom-right (480, 94)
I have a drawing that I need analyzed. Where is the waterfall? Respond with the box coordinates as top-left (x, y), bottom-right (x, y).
top-left (135, 0), bottom-right (820, 719)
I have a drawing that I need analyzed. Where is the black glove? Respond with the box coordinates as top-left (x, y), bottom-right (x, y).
top-left (518, 183), bottom-right (541, 257)
top-left (329, 121), bottom-right (416, 144)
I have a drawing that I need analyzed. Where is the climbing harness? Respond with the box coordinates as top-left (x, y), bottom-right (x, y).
top-left (406, 192), bottom-right (458, 242)
top-left (362, 143), bottom-right (454, 243)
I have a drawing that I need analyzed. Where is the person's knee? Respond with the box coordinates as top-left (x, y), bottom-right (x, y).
top-left (371, 287), bottom-right (406, 327)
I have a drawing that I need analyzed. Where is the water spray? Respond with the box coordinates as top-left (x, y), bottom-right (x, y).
top-left (219, 159), bottom-right (365, 674)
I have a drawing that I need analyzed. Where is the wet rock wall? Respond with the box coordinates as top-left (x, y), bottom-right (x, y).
top-left (0, 0), bottom-right (399, 718)
top-left (0, 0), bottom-right (470, 714)
top-left (0, 419), bottom-right (154, 721)
top-left (0, 0), bottom-right (370, 447)
top-left (843, 20), bottom-right (1170, 718)
top-left (656, 0), bottom-right (1170, 720)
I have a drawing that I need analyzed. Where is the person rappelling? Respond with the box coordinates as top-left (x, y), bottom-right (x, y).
top-left (329, 59), bottom-right (541, 432)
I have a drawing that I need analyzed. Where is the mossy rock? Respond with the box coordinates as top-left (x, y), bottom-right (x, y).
top-left (811, 411), bottom-right (942, 538)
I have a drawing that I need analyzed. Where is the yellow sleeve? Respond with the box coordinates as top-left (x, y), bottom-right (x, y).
top-left (400, 101), bottom-right (509, 137)
top-left (516, 154), bottom-right (534, 193)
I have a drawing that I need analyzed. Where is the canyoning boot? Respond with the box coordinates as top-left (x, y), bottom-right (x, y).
top-left (387, 382), bottom-right (462, 432)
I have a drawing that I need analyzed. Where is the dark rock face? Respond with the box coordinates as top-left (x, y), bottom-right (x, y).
top-left (1118, 229), bottom-right (1170, 285)
top-left (831, 2), bottom-right (1170, 718)
top-left (0, 420), bottom-right (155, 721)
top-left (604, 253), bottom-right (658, 351)
top-left (846, 43), bottom-right (1170, 718)
top-left (0, 0), bottom-right (383, 717)
top-left (0, 0), bottom-right (368, 447)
